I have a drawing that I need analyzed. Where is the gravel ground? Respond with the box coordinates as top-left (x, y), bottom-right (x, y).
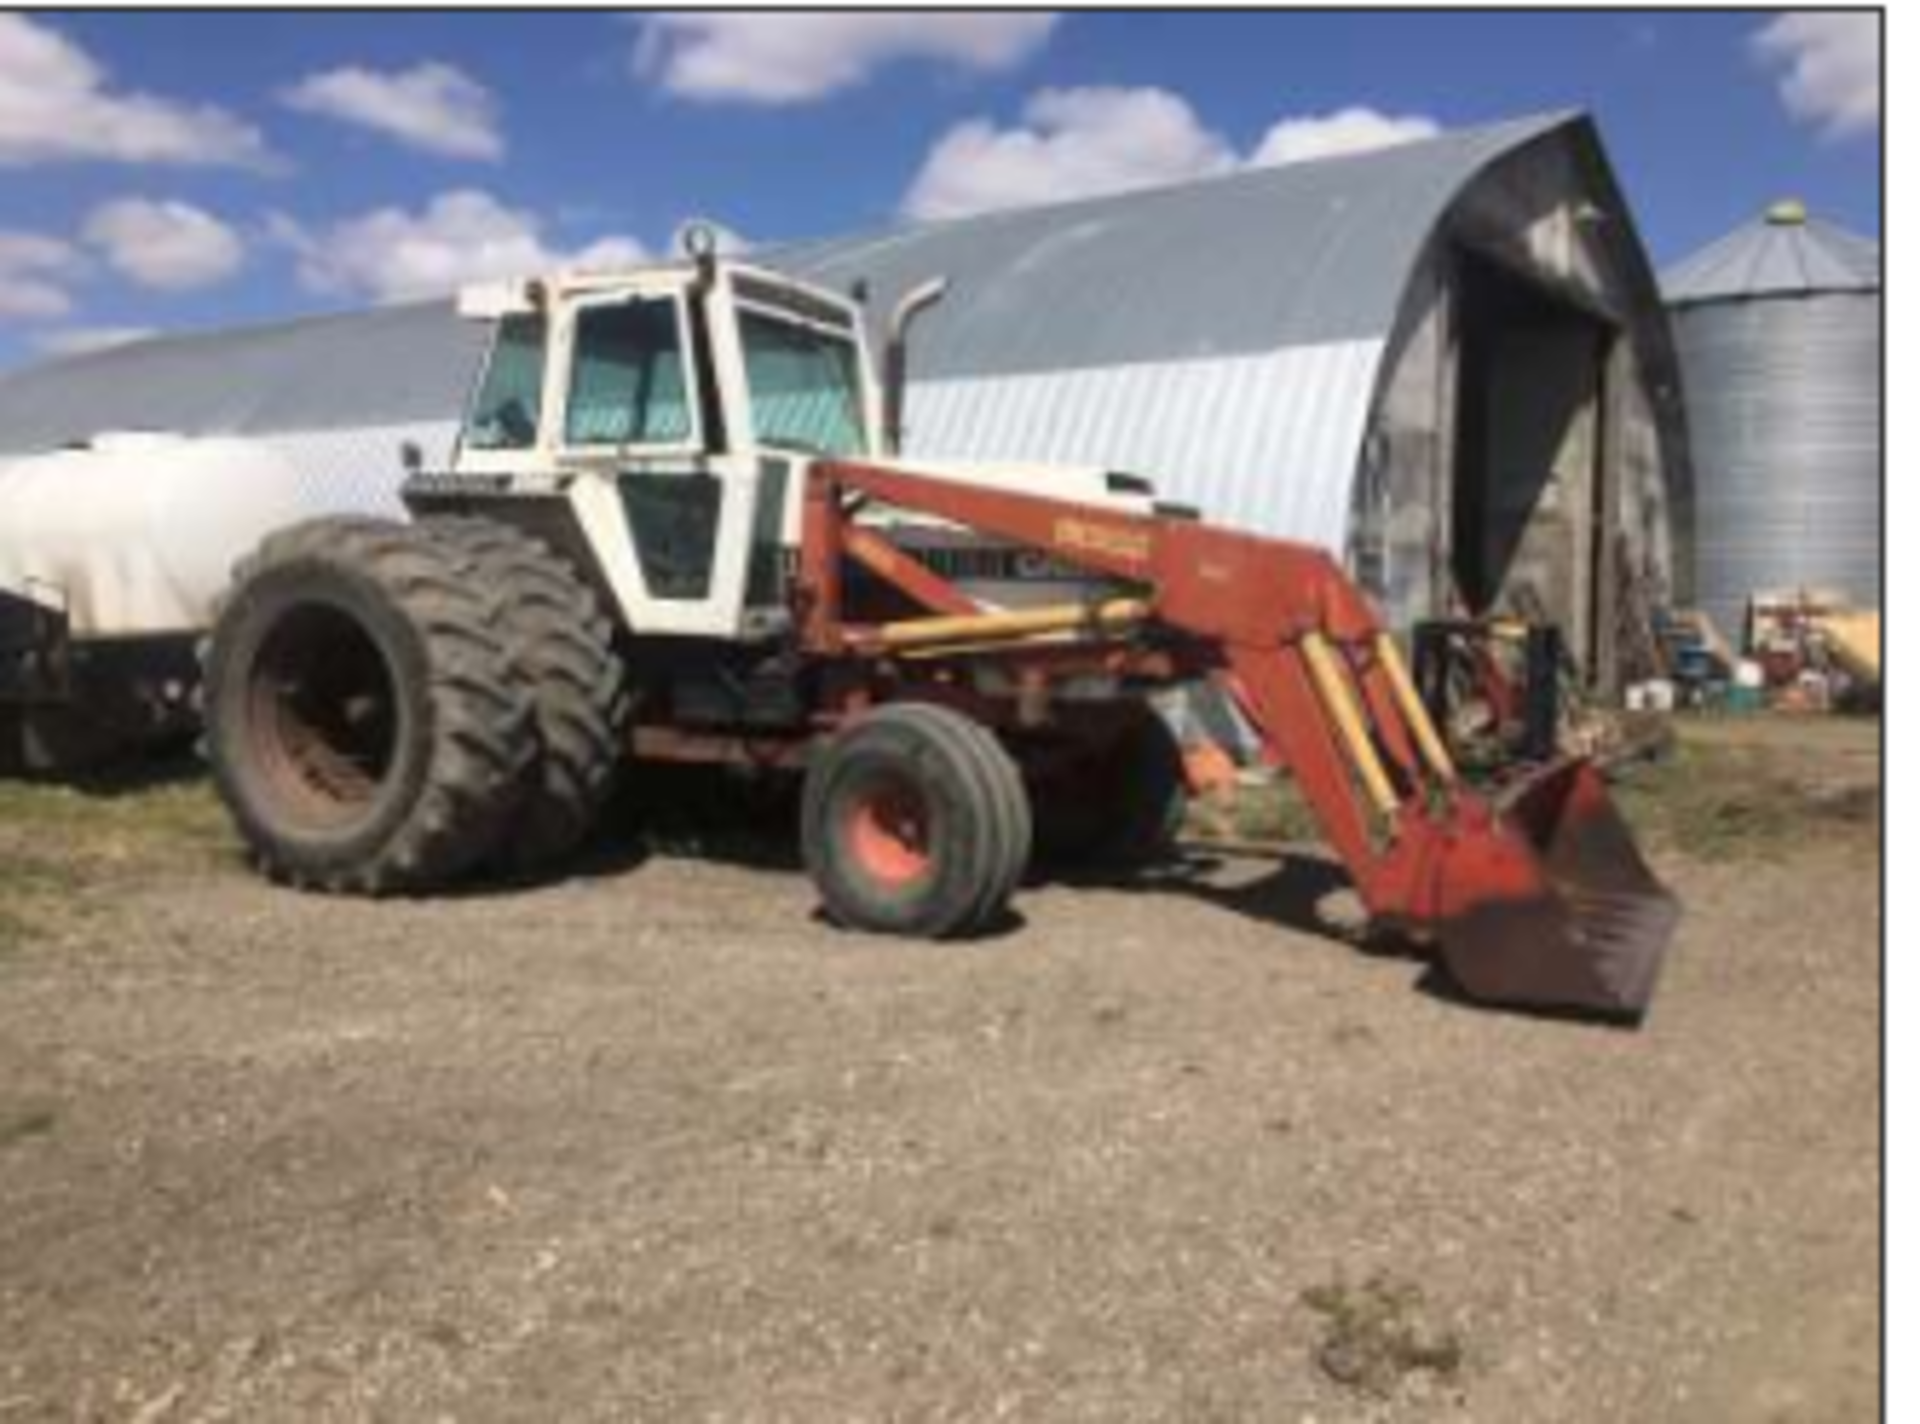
top-left (0, 719), bottom-right (1881, 1421)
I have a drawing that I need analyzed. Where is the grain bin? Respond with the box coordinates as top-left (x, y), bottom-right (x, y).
top-left (1664, 201), bottom-right (1881, 644)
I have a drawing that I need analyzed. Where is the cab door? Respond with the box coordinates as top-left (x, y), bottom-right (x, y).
top-left (555, 283), bottom-right (765, 639)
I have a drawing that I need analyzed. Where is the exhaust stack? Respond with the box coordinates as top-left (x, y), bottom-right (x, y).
top-left (881, 278), bottom-right (949, 456)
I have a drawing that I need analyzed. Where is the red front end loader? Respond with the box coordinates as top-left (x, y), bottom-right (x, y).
top-left (787, 461), bottom-right (1678, 1018)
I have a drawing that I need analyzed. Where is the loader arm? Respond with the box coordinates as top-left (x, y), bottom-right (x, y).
top-left (803, 460), bottom-right (1679, 1019)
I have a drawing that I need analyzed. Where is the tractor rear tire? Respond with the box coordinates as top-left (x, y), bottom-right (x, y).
top-left (428, 518), bottom-right (626, 875)
top-left (201, 517), bottom-right (533, 895)
top-left (802, 703), bottom-right (1032, 939)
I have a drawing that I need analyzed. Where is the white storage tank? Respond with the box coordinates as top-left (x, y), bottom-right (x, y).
top-left (1664, 201), bottom-right (1881, 643)
top-left (0, 433), bottom-right (324, 637)
top-left (1, 433), bottom-right (330, 772)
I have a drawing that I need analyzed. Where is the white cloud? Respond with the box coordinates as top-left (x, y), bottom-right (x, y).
top-left (904, 86), bottom-right (1236, 221)
top-left (636, 12), bottom-right (1058, 105)
top-left (273, 189), bottom-right (648, 303)
top-left (282, 61), bottom-right (504, 161)
top-left (0, 231), bottom-right (83, 321)
top-left (0, 12), bottom-right (269, 168)
top-left (905, 89), bottom-right (1444, 221)
top-left (82, 198), bottom-right (244, 291)
top-left (1249, 106), bottom-right (1441, 167)
top-left (1755, 12), bottom-right (1880, 138)
top-left (569, 233), bottom-right (654, 272)
top-left (32, 324), bottom-right (156, 357)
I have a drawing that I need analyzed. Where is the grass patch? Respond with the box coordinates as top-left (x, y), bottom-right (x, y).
top-left (0, 763), bottom-right (232, 953)
top-left (1609, 732), bottom-right (1878, 862)
top-left (0, 908), bottom-right (25, 959)
top-left (1187, 775), bottom-right (1322, 846)
top-left (1190, 718), bottom-right (1877, 866)
top-left (0, 854), bottom-right (90, 957)
top-left (1302, 1272), bottom-right (1464, 1398)
top-left (0, 771), bottom-right (229, 852)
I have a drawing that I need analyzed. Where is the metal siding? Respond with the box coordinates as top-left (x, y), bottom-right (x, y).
top-left (258, 419), bottom-right (463, 517)
top-left (1671, 291), bottom-right (1880, 638)
top-left (902, 341), bottom-right (1382, 548)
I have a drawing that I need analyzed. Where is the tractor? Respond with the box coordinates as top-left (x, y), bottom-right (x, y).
top-left (200, 238), bottom-right (1678, 1019)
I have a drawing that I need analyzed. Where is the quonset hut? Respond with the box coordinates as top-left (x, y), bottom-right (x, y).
top-left (1663, 201), bottom-right (1881, 642)
top-left (0, 112), bottom-right (1689, 689)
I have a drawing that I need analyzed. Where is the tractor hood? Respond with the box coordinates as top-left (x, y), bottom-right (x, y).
top-left (840, 458), bottom-right (1156, 613)
top-left (854, 458), bottom-right (1161, 518)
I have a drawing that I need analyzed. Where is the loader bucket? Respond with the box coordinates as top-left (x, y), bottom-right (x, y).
top-left (1434, 759), bottom-right (1679, 1021)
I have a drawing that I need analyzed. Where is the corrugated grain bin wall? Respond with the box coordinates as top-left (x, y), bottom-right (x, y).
top-left (1664, 202), bottom-right (1881, 643)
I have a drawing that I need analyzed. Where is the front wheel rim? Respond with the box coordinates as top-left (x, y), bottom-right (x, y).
top-left (844, 775), bottom-right (934, 888)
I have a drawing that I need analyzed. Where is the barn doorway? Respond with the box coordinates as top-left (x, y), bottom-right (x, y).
top-left (1450, 251), bottom-right (1617, 679)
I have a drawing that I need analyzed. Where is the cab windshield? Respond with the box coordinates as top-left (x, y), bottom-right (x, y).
top-left (739, 309), bottom-right (867, 458)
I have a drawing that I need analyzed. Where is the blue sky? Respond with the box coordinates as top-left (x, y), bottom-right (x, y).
top-left (0, 10), bottom-right (1882, 368)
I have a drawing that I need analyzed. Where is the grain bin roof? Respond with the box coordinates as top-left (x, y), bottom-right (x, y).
top-left (1662, 203), bottom-right (1880, 306)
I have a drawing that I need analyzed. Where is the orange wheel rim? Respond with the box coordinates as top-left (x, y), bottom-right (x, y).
top-left (846, 778), bottom-right (932, 886)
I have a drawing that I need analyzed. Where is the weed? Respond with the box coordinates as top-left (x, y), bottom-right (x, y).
top-left (0, 1106), bottom-right (56, 1151)
top-left (1191, 776), bottom-right (1322, 846)
top-left (1302, 1272), bottom-right (1464, 1398)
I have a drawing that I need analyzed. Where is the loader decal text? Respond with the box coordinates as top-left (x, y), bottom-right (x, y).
top-left (1052, 518), bottom-right (1152, 567)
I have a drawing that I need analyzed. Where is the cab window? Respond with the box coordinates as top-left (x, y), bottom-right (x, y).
top-left (566, 298), bottom-right (694, 448)
top-left (739, 311), bottom-right (866, 457)
top-left (463, 315), bottom-right (546, 452)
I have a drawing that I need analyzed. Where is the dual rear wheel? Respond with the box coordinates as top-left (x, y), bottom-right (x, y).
top-left (201, 516), bottom-right (622, 894)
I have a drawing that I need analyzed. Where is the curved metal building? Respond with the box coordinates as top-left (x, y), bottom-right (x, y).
top-left (1664, 202), bottom-right (1881, 641)
top-left (1, 112), bottom-right (1688, 685)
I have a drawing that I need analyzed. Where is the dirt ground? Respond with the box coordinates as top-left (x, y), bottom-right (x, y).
top-left (0, 717), bottom-right (1881, 1421)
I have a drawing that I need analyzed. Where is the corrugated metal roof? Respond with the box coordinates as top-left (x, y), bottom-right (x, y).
top-left (0, 112), bottom-right (1569, 462)
top-left (1662, 204), bottom-right (1880, 306)
top-left (778, 113), bottom-right (1566, 379)
top-left (0, 300), bottom-right (480, 455)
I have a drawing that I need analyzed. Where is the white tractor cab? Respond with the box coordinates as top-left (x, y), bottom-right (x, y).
top-left (408, 240), bottom-right (1154, 643)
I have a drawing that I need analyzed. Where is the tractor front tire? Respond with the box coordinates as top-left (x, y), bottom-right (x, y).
top-left (803, 704), bottom-right (1031, 939)
top-left (428, 518), bottom-right (626, 875)
top-left (201, 517), bottom-right (533, 895)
